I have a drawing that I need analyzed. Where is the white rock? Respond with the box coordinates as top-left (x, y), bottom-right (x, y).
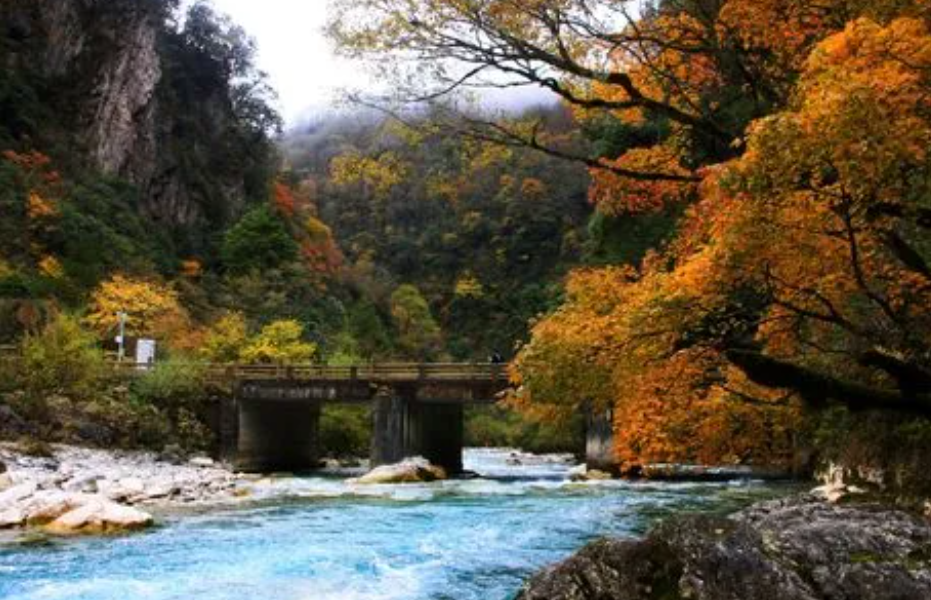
top-left (353, 457), bottom-right (447, 485)
top-left (189, 457), bottom-right (215, 468)
top-left (0, 481), bottom-right (38, 507)
top-left (43, 498), bottom-right (153, 535)
top-left (118, 477), bottom-right (146, 495)
top-left (0, 507), bottom-right (25, 529)
top-left (63, 474), bottom-right (101, 494)
top-left (144, 479), bottom-right (178, 500)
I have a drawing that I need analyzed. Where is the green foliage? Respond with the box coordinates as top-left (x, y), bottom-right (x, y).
top-left (390, 284), bottom-right (442, 360)
top-left (128, 361), bottom-right (213, 451)
top-left (346, 301), bottom-right (392, 360)
top-left (221, 207), bottom-right (299, 274)
top-left (239, 320), bottom-right (316, 364)
top-left (286, 107), bottom-right (590, 359)
top-left (130, 359), bottom-right (208, 409)
top-left (318, 405), bottom-right (371, 458)
top-left (464, 406), bottom-right (584, 455)
top-left (21, 312), bottom-right (104, 401)
top-left (584, 208), bottom-right (682, 266)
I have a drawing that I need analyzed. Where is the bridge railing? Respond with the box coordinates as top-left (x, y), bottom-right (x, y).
top-left (106, 361), bottom-right (509, 383)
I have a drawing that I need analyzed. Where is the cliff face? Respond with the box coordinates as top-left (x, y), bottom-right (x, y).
top-left (1, 0), bottom-right (262, 235)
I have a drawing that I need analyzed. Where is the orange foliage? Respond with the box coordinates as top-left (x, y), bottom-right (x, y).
top-left (272, 181), bottom-right (297, 217)
top-left (180, 259), bottom-right (203, 278)
top-left (589, 145), bottom-right (696, 214)
top-left (516, 15), bottom-right (931, 470)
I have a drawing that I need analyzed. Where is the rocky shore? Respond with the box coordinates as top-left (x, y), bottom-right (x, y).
top-left (0, 444), bottom-right (459, 536)
top-left (0, 444), bottom-right (249, 535)
top-left (518, 495), bottom-right (931, 600)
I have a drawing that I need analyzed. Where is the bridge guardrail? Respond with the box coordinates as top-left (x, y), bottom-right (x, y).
top-left (105, 361), bottom-right (509, 384)
top-left (0, 353), bottom-right (508, 384)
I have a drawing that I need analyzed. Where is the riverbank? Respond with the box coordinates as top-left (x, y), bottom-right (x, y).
top-left (518, 494), bottom-right (931, 600)
top-left (0, 443), bottom-right (256, 534)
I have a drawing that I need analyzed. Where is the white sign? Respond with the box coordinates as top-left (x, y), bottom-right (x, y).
top-left (136, 339), bottom-right (157, 369)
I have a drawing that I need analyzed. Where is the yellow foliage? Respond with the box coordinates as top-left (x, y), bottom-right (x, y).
top-left (38, 255), bottom-right (64, 279)
top-left (200, 313), bottom-right (249, 363)
top-left (454, 274), bottom-right (485, 299)
top-left (329, 150), bottom-right (409, 199)
top-left (84, 275), bottom-right (190, 343)
top-left (239, 320), bottom-right (316, 365)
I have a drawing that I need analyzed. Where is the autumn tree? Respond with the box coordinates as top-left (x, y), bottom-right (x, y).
top-left (513, 14), bottom-right (931, 468)
top-left (239, 320), bottom-right (316, 365)
top-left (84, 275), bottom-right (190, 344)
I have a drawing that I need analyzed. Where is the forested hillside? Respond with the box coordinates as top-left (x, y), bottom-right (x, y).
top-left (283, 106), bottom-right (597, 360)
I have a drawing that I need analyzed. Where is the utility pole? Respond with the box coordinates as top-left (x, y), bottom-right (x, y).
top-left (116, 311), bottom-right (127, 363)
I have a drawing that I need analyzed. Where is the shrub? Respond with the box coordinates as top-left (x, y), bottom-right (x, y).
top-left (21, 312), bottom-right (104, 402)
top-left (130, 359), bottom-right (208, 410)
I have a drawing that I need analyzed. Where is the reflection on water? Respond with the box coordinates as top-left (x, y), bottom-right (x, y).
top-left (0, 449), bottom-right (798, 600)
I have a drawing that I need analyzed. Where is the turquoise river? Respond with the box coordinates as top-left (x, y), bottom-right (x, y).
top-left (0, 449), bottom-right (797, 600)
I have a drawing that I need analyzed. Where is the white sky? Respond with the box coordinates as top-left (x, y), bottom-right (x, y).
top-left (208, 0), bottom-right (352, 125)
top-left (207, 0), bottom-right (554, 126)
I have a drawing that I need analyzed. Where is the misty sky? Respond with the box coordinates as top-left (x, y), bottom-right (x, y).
top-left (208, 0), bottom-right (352, 124)
top-left (208, 0), bottom-right (553, 126)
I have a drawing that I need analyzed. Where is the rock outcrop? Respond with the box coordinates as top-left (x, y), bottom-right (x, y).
top-left (518, 496), bottom-right (931, 600)
top-left (1, 0), bottom-right (263, 233)
top-left (352, 457), bottom-right (448, 485)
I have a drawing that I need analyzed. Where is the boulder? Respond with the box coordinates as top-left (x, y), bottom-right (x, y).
top-left (353, 457), bottom-right (447, 485)
top-left (570, 468), bottom-right (613, 482)
top-left (117, 477), bottom-right (146, 495)
top-left (159, 444), bottom-right (186, 465)
top-left (0, 481), bottom-right (38, 506)
top-left (63, 473), bottom-right (102, 494)
top-left (43, 498), bottom-right (153, 536)
top-left (189, 456), bottom-right (215, 468)
top-left (518, 496), bottom-right (931, 600)
top-left (0, 506), bottom-right (25, 529)
top-left (21, 491), bottom-right (86, 525)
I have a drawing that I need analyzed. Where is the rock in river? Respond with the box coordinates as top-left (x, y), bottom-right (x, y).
top-left (352, 457), bottom-right (447, 484)
top-left (517, 496), bottom-right (931, 600)
top-left (43, 497), bottom-right (153, 536)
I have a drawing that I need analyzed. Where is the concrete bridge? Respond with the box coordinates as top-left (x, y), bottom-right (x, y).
top-left (215, 364), bottom-right (510, 474)
top-left (111, 360), bottom-right (618, 475)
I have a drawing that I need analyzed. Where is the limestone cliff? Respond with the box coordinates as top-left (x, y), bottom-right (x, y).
top-left (1, 0), bottom-right (271, 237)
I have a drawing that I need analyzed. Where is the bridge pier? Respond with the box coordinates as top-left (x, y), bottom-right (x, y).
top-left (585, 405), bottom-right (618, 473)
top-left (370, 386), bottom-right (465, 474)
